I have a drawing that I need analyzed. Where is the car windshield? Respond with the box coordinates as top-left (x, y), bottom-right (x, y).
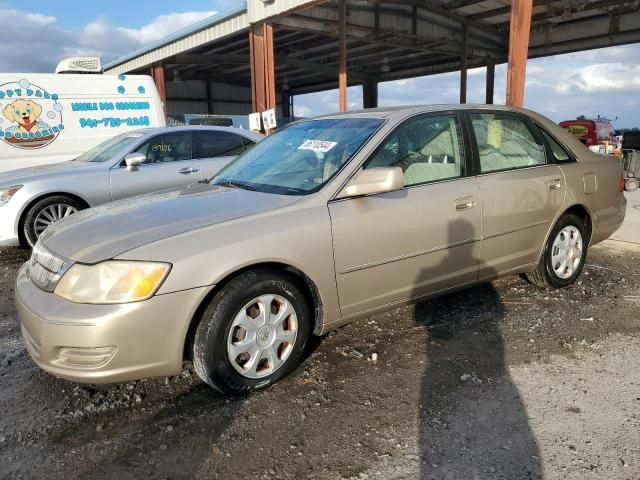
top-left (74, 132), bottom-right (145, 162)
top-left (210, 118), bottom-right (384, 195)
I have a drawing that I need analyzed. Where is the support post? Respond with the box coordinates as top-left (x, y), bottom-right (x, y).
top-left (362, 76), bottom-right (378, 109)
top-left (338, 0), bottom-right (347, 112)
top-left (150, 64), bottom-right (167, 119)
top-left (282, 90), bottom-right (291, 119)
top-left (249, 23), bottom-right (277, 131)
top-left (460, 25), bottom-right (468, 104)
top-left (205, 80), bottom-right (212, 114)
top-left (485, 61), bottom-right (495, 104)
top-left (506, 0), bottom-right (533, 107)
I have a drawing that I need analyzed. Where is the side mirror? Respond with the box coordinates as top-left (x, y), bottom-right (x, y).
top-left (336, 167), bottom-right (404, 199)
top-left (124, 153), bottom-right (146, 171)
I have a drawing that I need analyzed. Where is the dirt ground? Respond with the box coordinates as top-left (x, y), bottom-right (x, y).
top-left (1, 239), bottom-right (639, 480)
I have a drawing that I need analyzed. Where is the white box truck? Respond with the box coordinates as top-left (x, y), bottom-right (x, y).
top-left (0, 60), bottom-right (165, 173)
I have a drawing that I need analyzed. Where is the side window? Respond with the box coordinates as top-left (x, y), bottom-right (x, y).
top-left (471, 114), bottom-right (546, 173)
top-left (540, 129), bottom-right (573, 163)
top-left (365, 114), bottom-right (465, 187)
top-left (242, 136), bottom-right (256, 151)
top-left (133, 131), bottom-right (192, 163)
top-left (193, 131), bottom-right (245, 158)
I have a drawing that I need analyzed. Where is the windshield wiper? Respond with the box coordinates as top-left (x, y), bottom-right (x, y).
top-left (214, 180), bottom-right (257, 191)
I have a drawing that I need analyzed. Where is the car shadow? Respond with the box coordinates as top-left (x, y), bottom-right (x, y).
top-left (412, 218), bottom-right (542, 479)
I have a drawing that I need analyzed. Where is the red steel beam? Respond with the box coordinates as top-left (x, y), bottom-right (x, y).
top-left (338, 0), bottom-right (348, 112)
top-left (150, 64), bottom-right (167, 119)
top-left (506, 0), bottom-right (533, 107)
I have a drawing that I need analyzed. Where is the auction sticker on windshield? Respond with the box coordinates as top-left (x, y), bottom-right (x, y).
top-left (298, 139), bottom-right (338, 153)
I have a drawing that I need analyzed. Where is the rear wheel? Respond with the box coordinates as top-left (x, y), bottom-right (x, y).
top-left (22, 195), bottom-right (84, 248)
top-left (192, 269), bottom-right (312, 394)
top-left (625, 177), bottom-right (639, 191)
top-left (525, 213), bottom-right (588, 289)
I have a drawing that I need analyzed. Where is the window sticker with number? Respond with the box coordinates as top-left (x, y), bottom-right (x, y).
top-left (298, 139), bottom-right (338, 153)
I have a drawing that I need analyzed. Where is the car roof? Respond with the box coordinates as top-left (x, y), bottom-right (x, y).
top-left (312, 104), bottom-right (541, 121)
top-left (126, 125), bottom-right (263, 140)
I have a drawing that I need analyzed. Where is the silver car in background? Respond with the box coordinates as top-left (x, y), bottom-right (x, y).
top-left (0, 126), bottom-right (262, 247)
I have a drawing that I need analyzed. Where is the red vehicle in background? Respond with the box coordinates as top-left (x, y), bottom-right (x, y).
top-left (560, 115), bottom-right (615, 147)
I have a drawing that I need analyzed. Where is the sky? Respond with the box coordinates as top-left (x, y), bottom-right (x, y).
top-left (0, 1), bottom-right (638, 128)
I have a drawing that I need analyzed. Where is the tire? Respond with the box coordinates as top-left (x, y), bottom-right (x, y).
top-left (192, 269), bottom-right (312, 395)
top-left (625, 177), bottom-right (639, 191)
top-left (21, 195), bottom-right (85, 248)
top-left (525, 213), bottom-right (588, 289)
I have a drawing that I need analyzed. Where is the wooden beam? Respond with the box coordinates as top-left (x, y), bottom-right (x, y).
top-left (150, 64), bottom-right (167, 119)
top-left (249, 24), bottom-right (277, 132)
top-left (338, 0), bottom-right (347, 112)
top-left (485, 60), bottom-right (495, 104)
top-left (506, 0), bottom-right (533, 107)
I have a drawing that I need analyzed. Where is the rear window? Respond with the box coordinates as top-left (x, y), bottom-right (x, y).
top-left (193, 131), bottom-right (246, 158)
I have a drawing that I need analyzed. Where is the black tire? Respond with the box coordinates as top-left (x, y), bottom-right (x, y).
top-left (192, 269), bottom-right (312, 395)
top-left (525, 213), bottom-right (588, 289)
top-left (21, 195), bottom-right (85, 248)
top-left (625, 177), bottom-right (639, 192)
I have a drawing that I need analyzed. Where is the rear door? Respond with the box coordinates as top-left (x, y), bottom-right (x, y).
top-left (193, 130), bottom-right (254, 180)
top-left (328, 112), bottom-right (481, 318)
top-left (109, 130), bottom-right (202, 200)
top-left (469, 111), bottom-right (565, 278)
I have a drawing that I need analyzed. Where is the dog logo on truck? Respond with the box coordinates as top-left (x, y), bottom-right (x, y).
top-left (0, 79), bottom-right (64, 149)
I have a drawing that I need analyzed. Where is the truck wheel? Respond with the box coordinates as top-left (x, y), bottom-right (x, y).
top-left (22, 195), bottom-right (84, 248)
top-left (192, 269), bottom-right (312, 395)
top-left (525, 213), bottom-right (588, 289)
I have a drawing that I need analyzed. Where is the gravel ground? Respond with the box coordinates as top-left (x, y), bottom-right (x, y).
top-left (0, 239), bottom-right (639, 480)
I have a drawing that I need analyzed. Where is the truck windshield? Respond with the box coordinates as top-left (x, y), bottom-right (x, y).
top-left (74, 133), bottom-right (144, 162)
top-left (210, 118), bottom-right (383, 195)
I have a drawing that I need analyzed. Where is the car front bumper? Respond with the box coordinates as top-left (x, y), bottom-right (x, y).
top-left (0, 204), bottom-right (20, 247)
top-left (15, 264), bottom-right (210, 384)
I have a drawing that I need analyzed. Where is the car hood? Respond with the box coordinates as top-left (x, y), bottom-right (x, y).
top-left (0, 161), bottom-right (97, 185)
top-left (40, 183), bottom-right (303, 264)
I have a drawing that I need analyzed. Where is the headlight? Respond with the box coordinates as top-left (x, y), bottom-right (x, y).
top-left (0, 185), bottom-right (23, 205)
top-left (54, 261), bottom-right (171, 304)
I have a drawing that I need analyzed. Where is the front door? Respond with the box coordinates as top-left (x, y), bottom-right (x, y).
top-left (329, 113), bottom-right (481, 319)
top-left (468, 112), bottom-right (566, 278)
top-left (110, 130), bottom-right (202, 201)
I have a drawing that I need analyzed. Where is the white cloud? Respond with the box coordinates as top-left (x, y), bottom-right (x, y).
top-left (563, 63), bottom-right (640, 93)
top-left (0, 8), bottom-right (216, 72)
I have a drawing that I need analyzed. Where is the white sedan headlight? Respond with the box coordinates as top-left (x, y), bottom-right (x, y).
top-left (0, 185), bottom-right (22, 205)
top-left (54, 261), bottom-right (171, 304)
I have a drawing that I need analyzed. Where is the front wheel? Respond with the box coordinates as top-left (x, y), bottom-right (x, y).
top-left (192, 269), bottom-right (312, 395)
top-left (22, 195), bottom-right (84, 248)
top-left (525, 213), bottom-right (588, 289)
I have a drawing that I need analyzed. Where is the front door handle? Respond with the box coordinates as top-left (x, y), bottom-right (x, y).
top-left (546, 178), bottom-right (561, 190)
top-left (179, 167), bottom-right (199, 175)
top-left (455, 197), bottom-right (476, 211)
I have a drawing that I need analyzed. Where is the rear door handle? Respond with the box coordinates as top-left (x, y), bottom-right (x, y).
top-left (179, 167), bottom-right (199, 174)
top-left (546, 178), bottom-right (561, 190)
top-left (455, 197), bottom-right (476, 211)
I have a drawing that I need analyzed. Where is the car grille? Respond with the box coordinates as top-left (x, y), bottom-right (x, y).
top-left (28, 241), bottom-right (71, 292)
